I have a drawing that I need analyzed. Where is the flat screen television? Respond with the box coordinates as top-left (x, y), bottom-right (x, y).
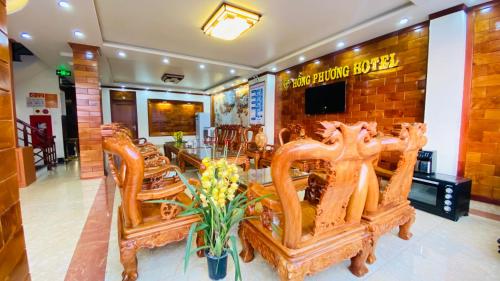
top-left (305, 81), bottom-right (346, 115)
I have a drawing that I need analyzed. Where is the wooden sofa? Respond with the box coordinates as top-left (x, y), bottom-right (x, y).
top-left (101, 126), bottom-right (200, 281)
top-left (239, 121), bottom-right (382, 281)
top-left (362, 123), bottom-right (427, 263)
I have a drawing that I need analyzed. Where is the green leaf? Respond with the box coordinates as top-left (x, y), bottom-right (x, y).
top-left (183, 222), bottom-right (198, 272)
top-left (229, 235), bottom-right (242, 281)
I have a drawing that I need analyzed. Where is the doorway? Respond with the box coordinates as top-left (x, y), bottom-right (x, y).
top-left (110, 90), bottom-right (138, 138)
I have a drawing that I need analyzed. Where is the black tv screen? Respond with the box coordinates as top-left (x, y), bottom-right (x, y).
top-left (305, 81), bottom-right (346, 115)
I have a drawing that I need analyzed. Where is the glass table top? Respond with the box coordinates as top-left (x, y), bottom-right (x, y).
top-left (182, 146), bottom-right (243, 159)
top-left (238, 167), bottom-right (309, 187)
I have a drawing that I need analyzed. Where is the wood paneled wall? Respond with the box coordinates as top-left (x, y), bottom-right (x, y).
top-left (0, 0), bottom-right (30, 279)
top-left (69, 43), bottom-right (104, 179)
top-left (275, 24), bottom-right (429, 168)
top-left (465, 2), bottom-right (500, 202)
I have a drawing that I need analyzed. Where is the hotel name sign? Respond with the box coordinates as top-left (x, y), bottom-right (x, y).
top-left (282, 53), bottom-right (399, 90)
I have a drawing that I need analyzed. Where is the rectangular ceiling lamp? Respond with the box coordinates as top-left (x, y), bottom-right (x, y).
top-left (202, 3), bottom-right (261, 41)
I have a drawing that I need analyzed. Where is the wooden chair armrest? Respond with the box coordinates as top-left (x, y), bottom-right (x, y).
top-left (137, 181), bottom-right (185, 201)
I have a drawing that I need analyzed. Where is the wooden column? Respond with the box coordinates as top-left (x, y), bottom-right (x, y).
top-left (0, 0), bottom-right (31, 280)
top-left (69, 43), bottom-right (104, 179)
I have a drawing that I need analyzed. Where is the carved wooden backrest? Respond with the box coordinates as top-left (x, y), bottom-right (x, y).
top-left (278, 124), bottom-right (306, 146)
top-left (243, 124), bottom-right (263, 150)
top-left (102, 126), bottom-right (145, 228)
top-left (271, 122), bottom-right (381, 249)
top-left (364, 123), bottom-right (427, 213)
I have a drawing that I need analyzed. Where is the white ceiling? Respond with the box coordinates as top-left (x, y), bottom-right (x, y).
top-left (6, 0), bottom-right (490, 92)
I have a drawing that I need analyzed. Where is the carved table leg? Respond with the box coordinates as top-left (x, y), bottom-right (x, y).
top-left (120, 243), bottom-right (138, 281)
top-left (398, 214), bottom-right (415, 240)
top-left (196, 230), bottom-right (205, 257)
top-left (179, 156), bottom-right (186, 172)
top-left (348, 242), bottom-right (371, 277)
top-left (367, 237), bottom-right (379, 264)
top-left (238, 225), bottom-right (254, 262)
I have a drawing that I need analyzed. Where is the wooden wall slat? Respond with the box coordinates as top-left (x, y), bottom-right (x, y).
top-left (465, 2), bottom-right (500, 202)
top-left (0, 0), bottom-right (30, 279)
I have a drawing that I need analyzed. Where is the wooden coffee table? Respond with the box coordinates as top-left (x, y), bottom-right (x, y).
top-left (177, 146), bottom-right (250, 172)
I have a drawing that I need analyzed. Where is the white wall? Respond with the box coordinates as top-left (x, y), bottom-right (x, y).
top-left (13, 56), bottom-right (65, 159)
top-left (102, 88), bottom-right (211, 145)
top-left (249, 74), bottom-right (276, 145)
top-left (424, 11), bottom-right (467, 175)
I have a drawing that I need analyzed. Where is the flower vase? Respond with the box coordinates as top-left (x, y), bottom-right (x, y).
top-left (205, 250), bottom-right (228, 280)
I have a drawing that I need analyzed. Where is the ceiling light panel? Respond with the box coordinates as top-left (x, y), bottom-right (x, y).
top-left (202, 3), bottom-right (261, 40)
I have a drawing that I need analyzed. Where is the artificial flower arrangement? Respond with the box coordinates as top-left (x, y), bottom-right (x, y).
top-left (173, 131), bottom-right (183, 144)
top-left (152, 146), bottom-right (265, 280)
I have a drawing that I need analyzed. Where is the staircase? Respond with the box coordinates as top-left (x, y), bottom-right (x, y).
top-left (16, 119), bottom-right (57, 170)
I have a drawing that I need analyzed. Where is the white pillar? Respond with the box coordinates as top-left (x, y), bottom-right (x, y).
top-left (424, 11), bottom-right (467, 175)
top-left (249, 74), bottom-right (276, 144)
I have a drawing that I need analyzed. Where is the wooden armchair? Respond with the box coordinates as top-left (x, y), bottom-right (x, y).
top-left (243, 125), bottom-right (271, 168)
top-left (261, 124), bottom-right (321, 172)
top-left (102, 127), bottom-right (200, 281)
top-left (239, 122), bottom-right (382, 281)
top-left (362, 123), bottom-right (427, 264)
top-left (214, 124), bottom-right (244, 150)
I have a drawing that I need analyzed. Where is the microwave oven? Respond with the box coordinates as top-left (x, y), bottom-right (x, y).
top-left (409, 172), bottom-right (471, 221)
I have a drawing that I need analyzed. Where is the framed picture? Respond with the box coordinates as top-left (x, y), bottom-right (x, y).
top-left (147, 99), bottom-right (203, 136)
top-left (249, 82), bottom-right (265, 125)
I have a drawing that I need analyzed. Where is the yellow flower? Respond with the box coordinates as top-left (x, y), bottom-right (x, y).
top-left (201, 179), bottom-right (211, 190)
top-left (202, 157), bottom-right (211, 165)
top-left (227, 194), bottom-right (235, 201)
top-left (230, 174), bottom-right (239, 183)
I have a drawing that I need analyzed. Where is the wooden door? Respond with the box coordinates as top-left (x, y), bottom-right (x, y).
top-left (110, 90), bottom-right (138, 138)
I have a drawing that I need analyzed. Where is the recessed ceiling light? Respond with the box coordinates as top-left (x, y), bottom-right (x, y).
top-left (286, 70), bottom-right (291, 74)
top-left (162, 58), bottom-right (169, 64)
top-left (271, 67), bottom-right (277, 72)
top-left (73, 30), bottom-right (85, 39)
top-left (314, 60), bottom-right (320, 64)
top-left (202, 3), bottom-right (261, 41)
top-left (399, 18), bottom-right (409, 25)
top-left (121, 85), bottom-right (125, 89)
top-left (298, 56), bottom-right (305, 62)
top-left (480, 7), bottom-right (491, 13)
top-left (337, 42), bottom-right (345, 48)
top-left (199, 64), bottom-right (205, 69)
top-left (118, 51), bottom-right (126, 58)
top-left (58, 0), bottom-right (70, 9)
top-left (85, 51), bottom-right (93, 60)
top-left (354, 47), bottom-right (360, 52)
top-left (230, 69), bottom-right (236, 74)
top-left (414, 27), bottom-right (422, 32)
top-left (20, 32), bottom-right (32, 40)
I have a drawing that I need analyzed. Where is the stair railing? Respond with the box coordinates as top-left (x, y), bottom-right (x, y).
top-left (16, 119), bottom-right (57, 170)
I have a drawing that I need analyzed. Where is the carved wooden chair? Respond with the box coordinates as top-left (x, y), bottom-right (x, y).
top-left (102, 127), bottom-right (200, 281)
top-left (361, 123), bottom-right (427, 264)
top-left (243, 125), bottom-right (269, 168)
top-left (239, 122), bottom-right (382, 281)
top-left (261, 124), bottom-right (321, 172)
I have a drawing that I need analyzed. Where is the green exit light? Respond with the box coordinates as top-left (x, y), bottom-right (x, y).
top-left (56, 69), bottom-right (72, 77)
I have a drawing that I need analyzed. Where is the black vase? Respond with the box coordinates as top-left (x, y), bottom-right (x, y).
top-left (205, 250), bottom-right (228, 280)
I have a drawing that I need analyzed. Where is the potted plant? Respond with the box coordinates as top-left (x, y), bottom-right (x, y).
top-left (152, 150), bottom-right (264, 280)
top-left (173, 131), bottom-right (183, 145)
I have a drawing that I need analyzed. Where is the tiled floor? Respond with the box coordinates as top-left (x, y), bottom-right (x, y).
top-left (20, 162), bottom-right (500, 281)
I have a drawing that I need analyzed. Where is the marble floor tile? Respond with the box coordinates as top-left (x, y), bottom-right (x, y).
top-left (19, 162), bottom-right (500, 281)
top-left (20, 162), bottom-right (102, 281)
